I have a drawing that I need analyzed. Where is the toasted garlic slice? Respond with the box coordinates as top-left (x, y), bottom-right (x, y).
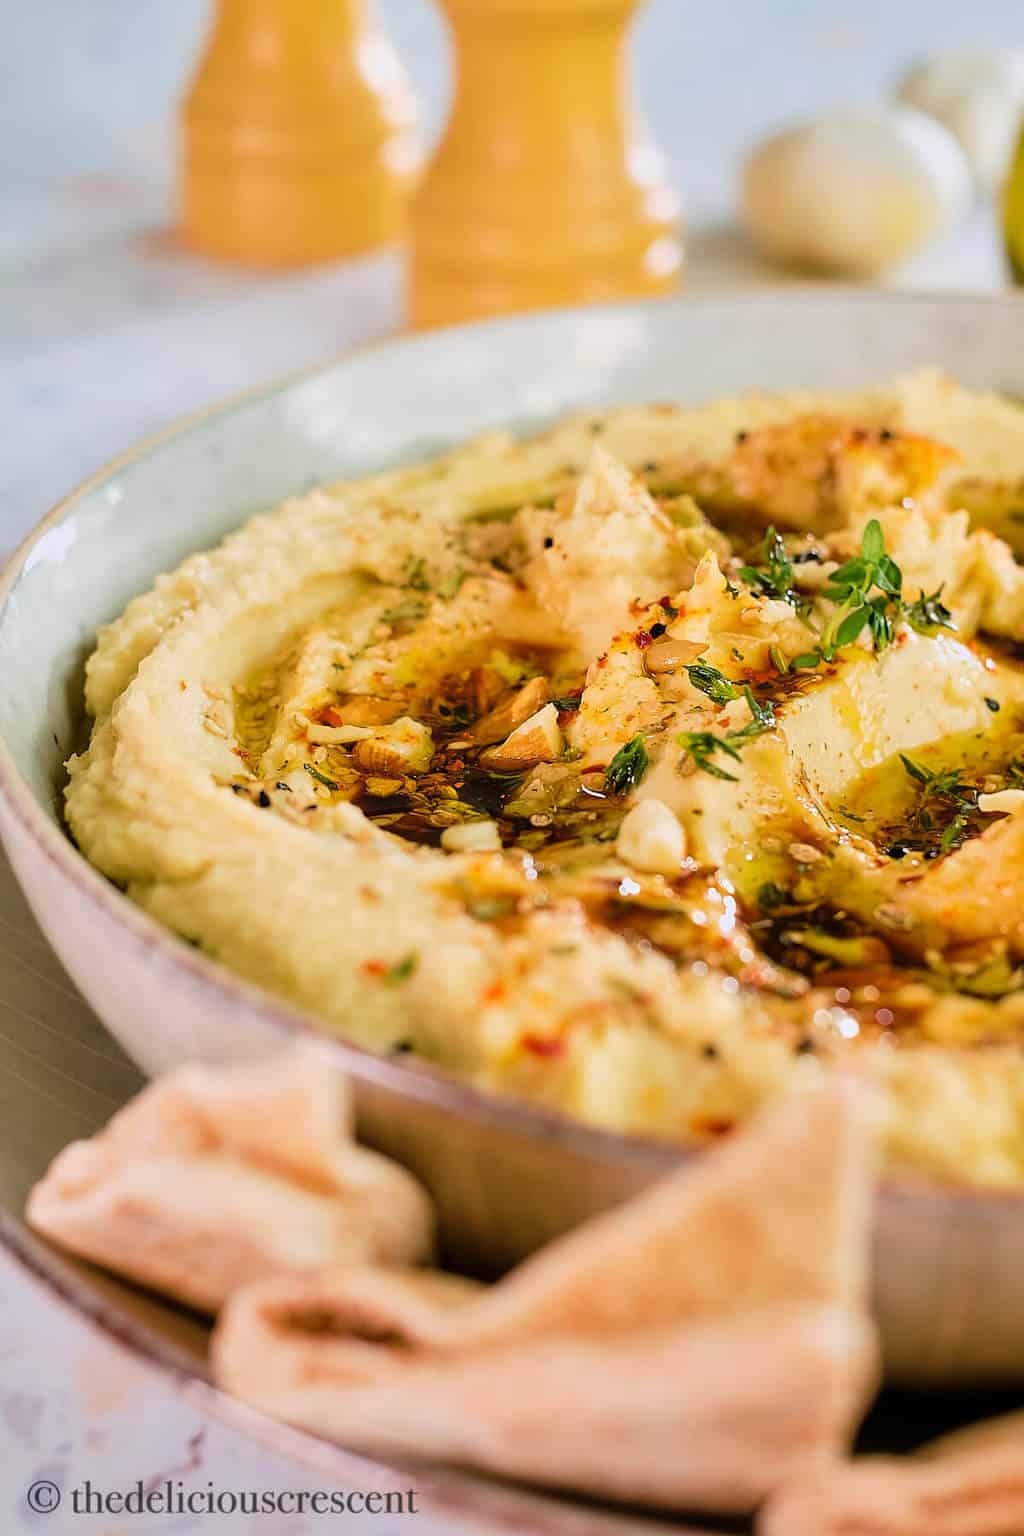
top-left (478, 703), bottom-right (562, 772)
top-left (616, 798), bottom-right (686, 877)
top-left (354, 717), bottom-right (434, 776)
top-left (474, 675), bottom-right (549, 745)
top-left (440, 820), bottom-right (502, 853)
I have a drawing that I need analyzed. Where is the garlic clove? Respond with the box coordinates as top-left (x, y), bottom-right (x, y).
top-left (897, 49), bottom-right (1024, 191)
top-left (742, 106), bottom-right (971, 278)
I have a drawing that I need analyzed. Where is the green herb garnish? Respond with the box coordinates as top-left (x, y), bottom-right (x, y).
top-left (899, 755), bottom-right (978, 855)
top-left (685, 662), bottom-right (740, 704)
top-left (676, 686), bottom-right (775, 779)
top-left (304, 763), bottom-right (340, 790)
top-left (605, 735), bottom-right (650, 795)
top-left (676, 730), bottom-right (743, 781)
top-left (384, 951), bottom-right (419, 984)
top-left (739, 526), bottom-right (802, 608)
top-left (903, 586), bottom-right (955, 636)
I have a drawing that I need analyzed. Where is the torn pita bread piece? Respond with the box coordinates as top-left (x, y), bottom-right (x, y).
top-left (26, 1045), bottom-right (435, 1313)
top-left (759, 1409), bottom-right (1024, 1536)
top-left (213, 1078), bottom-right (880, 1516)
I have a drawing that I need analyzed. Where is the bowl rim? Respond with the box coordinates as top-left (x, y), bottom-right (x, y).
top-left (4, 285), bottom-right (1024, 1207)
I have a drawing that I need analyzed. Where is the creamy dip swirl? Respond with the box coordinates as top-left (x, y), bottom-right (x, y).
top-left (67, 371), bottom-right (1024, 1184)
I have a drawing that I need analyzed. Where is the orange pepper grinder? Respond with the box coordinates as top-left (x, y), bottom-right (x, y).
top-left (180, 0), bottom-right (420, 268)
top-left (408, 0), bottom-right (683, 329)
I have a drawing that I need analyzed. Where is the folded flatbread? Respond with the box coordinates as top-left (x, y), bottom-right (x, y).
top-left (26, 1045), bottom-right (434, 1312)
top-left (213, 1078), bottom-right (879, 1514)
top-left (760, 1409), bottom-right (1024, 1536)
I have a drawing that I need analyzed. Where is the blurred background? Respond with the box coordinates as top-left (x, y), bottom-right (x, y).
top-left (1, 0), bottom-right (1022, 543)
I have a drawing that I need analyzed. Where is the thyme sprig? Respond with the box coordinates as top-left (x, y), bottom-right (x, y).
top-left (792, 520), bottom-right (955, 670)
top-left (899, 754), bottom-right (978, 854)
top-left (738, 527), bottom-right (804, 610)
top-left (677, 686), bottom-right (776, 781)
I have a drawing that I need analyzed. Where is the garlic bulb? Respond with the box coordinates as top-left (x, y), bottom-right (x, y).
top-left (897, 50), bottom-right (1024, 191)
top-left (742, 107), bottom-right (971, 278)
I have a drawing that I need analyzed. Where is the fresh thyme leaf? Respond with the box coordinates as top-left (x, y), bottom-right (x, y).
top-left (939, 809), bottom-right (971, 853)
top-left (899, 754), bottom-right (932, 785)
top-left (384, 951), bottom-right (418, 984)
top-left (769, 645), bottom-right (788, 673)
top-left (677, 730), bottom-right (742, 781)
top-left (757, 881), bottom-right (792, 912)
top-left (605, 735), bottom-right (650, 795)
top-left (737, 685), bottom-right (776, 734)
top-left (903, 586), bottom-right (955, 635)
top-left (685, 662), bottom-right (740, 704)
top-left (899, 754), bottom-right (979, 854)
top-left (866, 596), bottom-right (894, 650)
top-left (304, 763), bottom-right (340, 790)
top-left (861, 517), bottom-right (884, 562)
top-left (738, 526), bottom-right (801, 608)
top-left (834, 604), bottom-right (873, 648)
top-left (677, 680), bottom-right (775, 779)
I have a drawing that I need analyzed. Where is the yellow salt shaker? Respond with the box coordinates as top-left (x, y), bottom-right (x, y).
top-left (180, 0), bottom-right (420, 269)
top-left (408, 0), bottom-right (683, 329)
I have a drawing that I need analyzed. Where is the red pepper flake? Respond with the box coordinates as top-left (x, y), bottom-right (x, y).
top-left (362, 958), bottom-right (387, 977)
top-left (522, 1033), bottom-right (566, 1058)
top-left (318, 705), bottom-right (344, 727)
top-left (634, 629), bottom-right (653, 650)
top-left (480, 980), bottom-right (506, 1003)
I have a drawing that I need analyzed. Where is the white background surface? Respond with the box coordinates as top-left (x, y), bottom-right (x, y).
top-left (0, 0), bottom-right (1020, 1527)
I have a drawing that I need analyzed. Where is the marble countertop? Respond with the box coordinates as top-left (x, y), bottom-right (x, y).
top-left (1, 0), bottom-right (1019, 1527)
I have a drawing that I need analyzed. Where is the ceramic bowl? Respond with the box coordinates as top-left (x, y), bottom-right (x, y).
top-left (3, 291), bottom-right (1024, 1387)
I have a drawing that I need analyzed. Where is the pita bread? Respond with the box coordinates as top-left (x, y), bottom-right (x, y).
top-left (760, 1410), bottom-right (1024, 1536)
top-left (213, 1078), bottom-right (879, 1514)
top-left (26, 1045), bottom-right (434, 1312)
